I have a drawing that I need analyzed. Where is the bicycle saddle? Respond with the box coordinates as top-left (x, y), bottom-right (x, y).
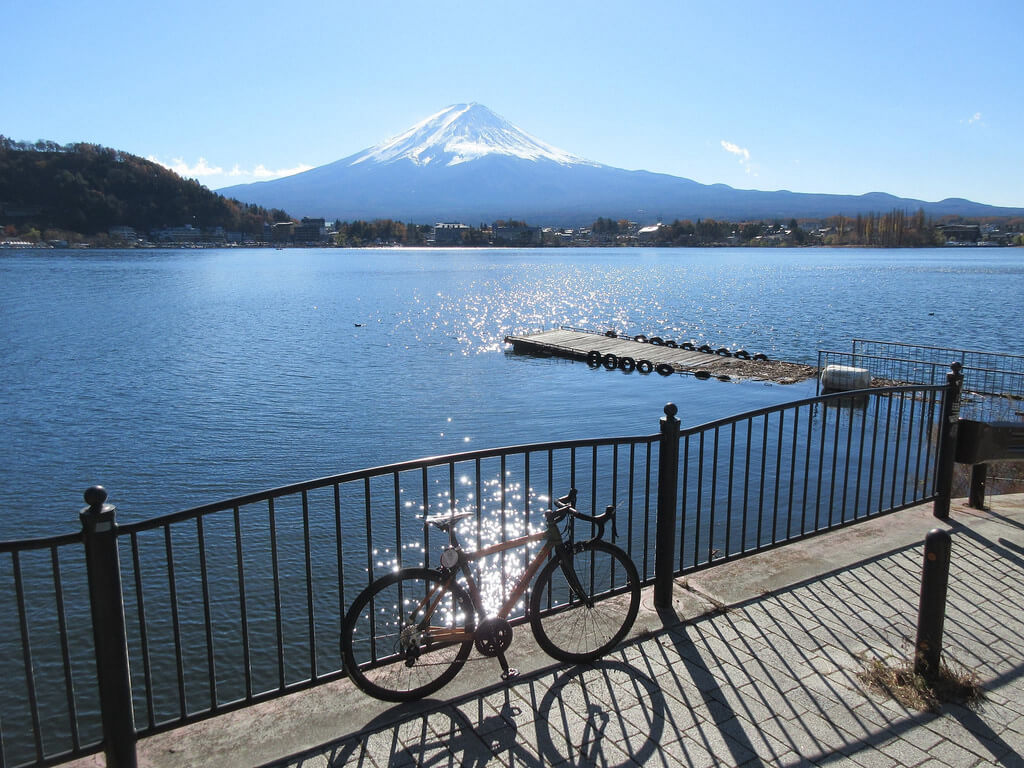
top-left (420, 511), bottom-right (474, 529)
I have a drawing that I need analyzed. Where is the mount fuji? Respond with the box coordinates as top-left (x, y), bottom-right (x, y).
top-left (217, 104), bottom-right (1022, 224)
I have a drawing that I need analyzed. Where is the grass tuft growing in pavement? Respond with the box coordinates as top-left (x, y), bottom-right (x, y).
top-left (858, 656), bottom-right (984, 713)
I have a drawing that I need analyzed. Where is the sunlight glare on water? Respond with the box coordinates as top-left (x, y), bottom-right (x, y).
top-left (1, 246), bottom-right (1021, 534)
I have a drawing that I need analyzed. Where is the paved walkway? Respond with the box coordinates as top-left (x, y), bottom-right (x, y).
top-left (127, 495), bottom-right (1024, 767)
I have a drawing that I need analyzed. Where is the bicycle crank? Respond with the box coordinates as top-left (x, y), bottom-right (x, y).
top-left (474, 617), bottom-right (513, 657)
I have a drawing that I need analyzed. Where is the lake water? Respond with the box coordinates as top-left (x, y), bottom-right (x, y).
top-left (1, 246), bottom-right (1021, 539)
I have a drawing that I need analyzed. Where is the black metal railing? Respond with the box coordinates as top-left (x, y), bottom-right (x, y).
top-left (0, 377), bottom-right (957, 768)
top-left (851, 339), bottom-right (1024, 378)
top-left (818, 344), bottom-right (1022, 423)
top-left (0, 531), bottom-right (100, 768)
top-left (664, 384), bottom-right (948, 582)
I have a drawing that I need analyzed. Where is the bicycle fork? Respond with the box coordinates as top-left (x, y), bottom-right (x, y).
top-left (557, 544), bottom-right (595, 609)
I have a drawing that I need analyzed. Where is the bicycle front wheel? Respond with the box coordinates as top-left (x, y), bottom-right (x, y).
top-left (342, 568), bottom-right (475, 702)
top-left (529, 539), bottom-right (640, 663)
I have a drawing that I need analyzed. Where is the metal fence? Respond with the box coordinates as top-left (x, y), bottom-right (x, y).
top-left (851, 339), bottom-right (1024, 378)
top-left (817, 342), bottom-right (1023, 423)
top-left (663, 384), bottom-right (950, 584)
top-left (0, 380), bottom-right (955, 768)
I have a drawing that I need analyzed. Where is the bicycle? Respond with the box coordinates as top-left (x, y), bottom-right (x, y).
top-left (341, 489), bottom-right (641, 701)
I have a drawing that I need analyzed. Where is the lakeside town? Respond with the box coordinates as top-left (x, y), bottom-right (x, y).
top-left (3, 215), bottom-right (1022, 249)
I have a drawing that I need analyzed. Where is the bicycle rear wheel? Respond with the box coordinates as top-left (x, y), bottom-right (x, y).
top-left (342, 568), bottom-right (475, 701)
top-left (529, 539), bottom-right (640, 663)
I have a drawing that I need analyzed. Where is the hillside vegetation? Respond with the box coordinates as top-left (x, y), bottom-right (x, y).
top-left (0, 138), bottom-right (288, 239)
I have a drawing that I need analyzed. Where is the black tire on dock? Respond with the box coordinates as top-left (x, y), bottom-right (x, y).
top-left (698, 344), bottom-right (713, 354)
top-left (734, 349), bottom-right (751, 360)
top-left (753, 353), bottom-right (769, 362)
top-left (634, 334), bottom-right (649, 343)
top-left (655, 363), bottom-right (674, 376)
top-left (602, 353), bottom-right (619, 370)
top-left (695, 370), bottom-right (711, 380)
top-left (604, 330), bottom-right (617, 338)
top-left (716, 347), bottom-right (732, 357)
top-left (649, 336), bottom-right (664, 345)
top-left (664, 339), bottom-right (678, 348)
top-left (681, 341), bottom-right (695, 351)
top-left (636, 359), bottom-right (654, 373)
top-left (587, 350), bottom-right (602, 367)
top-left (619, 356), bottom-right (636, 372)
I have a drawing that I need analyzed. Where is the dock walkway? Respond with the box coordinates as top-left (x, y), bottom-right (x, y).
top-left (505, 327), bottom-right (816, 383)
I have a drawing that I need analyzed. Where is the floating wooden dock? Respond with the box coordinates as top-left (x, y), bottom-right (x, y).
top-left (504, 328), bottom-right (815, 383)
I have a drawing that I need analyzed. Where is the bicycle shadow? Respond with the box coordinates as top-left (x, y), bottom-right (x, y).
top-left (261, 658), bottom-right (667, 767)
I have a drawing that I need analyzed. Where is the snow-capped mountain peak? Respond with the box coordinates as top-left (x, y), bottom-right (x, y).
top-left (348, 103), bottom-right (599, 168)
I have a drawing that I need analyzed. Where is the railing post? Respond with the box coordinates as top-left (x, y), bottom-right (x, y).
top-left (654, 403), bottom-right (681, 610)
top-left (933, 362), bottom-right (963, 519)
top-left (968, 463), bottom-right (987, 510)
top-left (80, 486), bottom-right (137, 768)
top-left (914, 528), bottom-right (952, 678)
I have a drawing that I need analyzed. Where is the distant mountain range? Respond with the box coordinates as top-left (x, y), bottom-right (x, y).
top-left (218, 104), bottom-right (1024, 225)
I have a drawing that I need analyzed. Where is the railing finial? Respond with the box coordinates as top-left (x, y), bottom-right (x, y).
top-left (950, 361), bottom-right (962, 375)
top-left (83, 485), bottom-right (108, 510)
top-left (663, 402), bottom-right (678, 419)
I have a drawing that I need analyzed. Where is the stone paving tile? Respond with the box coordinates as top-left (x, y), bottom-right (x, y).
top-left (678, 721), bottom-right (758, 767)
top-left (641, 730), bottom-right (718, 768)
top-left (878, 736), bottom-right (931, 767)
top-left (921, 739), bottom-right (987, 768)
top-left (845, 698), bottom-right (905, 735)
top-left (361, 724), bottom-right (421, 767)
top-left (844, 748), bottom-right (895, 768)
top-left (451, 690), bottom-right (526, 740)
top-left (652, 682), bottom-right (708, 736)
top-left (287, 738), bottom-right (378, 768)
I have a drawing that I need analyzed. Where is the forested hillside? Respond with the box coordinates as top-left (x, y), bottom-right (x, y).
top-left (0, 138), bottom-right (288, 238)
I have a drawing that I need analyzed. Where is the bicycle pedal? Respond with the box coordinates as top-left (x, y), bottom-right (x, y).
top-left (501, 668), bottom-right (520, 680)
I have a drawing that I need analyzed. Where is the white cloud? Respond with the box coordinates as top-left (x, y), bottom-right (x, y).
top-left (147, 156), bottom-right (313, 185)
top-left (720, 140), bottom-right (750, 162)
top-left (251, 163), bottom-right (313, 179)
top-left (720, 140), bottom-right (756, 175)
top-left (968, 112), bottom-right (982, 124)
top-left (148, 156), bottom-right (224, 178)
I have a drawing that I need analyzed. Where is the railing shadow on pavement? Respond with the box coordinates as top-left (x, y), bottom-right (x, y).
top-left (646, 526), bottom-right (1024, 767)
top-left (648, 543), bottom-right (927, 766)
top-left (261, 659), bottom-right (670, 768)
top-left (258, 513), bottom-right (1024, 767)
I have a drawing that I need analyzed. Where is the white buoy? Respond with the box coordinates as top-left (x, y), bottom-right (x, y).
top-left (820, 364), bottom-right (870, 392)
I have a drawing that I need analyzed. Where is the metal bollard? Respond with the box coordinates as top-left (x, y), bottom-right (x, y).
top-left (968, 464), bottom-right (987, 510)
top-left (81, 486), bottom-right (138, 768)
top-left (914, 528), bottom-right (952, 678)
top-left (933, 363), bottom-right (962, 520)
top-left (654, 403), bottom-right (681, 609)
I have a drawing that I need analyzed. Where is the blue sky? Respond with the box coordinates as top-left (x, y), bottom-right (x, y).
top-left (4, 0), bottom-right (1022, 207)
